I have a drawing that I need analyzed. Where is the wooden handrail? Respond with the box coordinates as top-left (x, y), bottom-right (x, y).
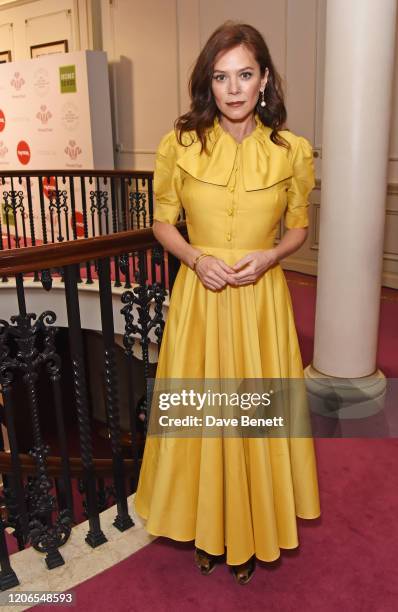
top-left (0, 222), bottom-right (188, 275)
top-left (0, 451), bottom-right (135, 478)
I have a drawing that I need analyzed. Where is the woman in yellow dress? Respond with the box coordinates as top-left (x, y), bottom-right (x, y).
top-left (134, 21), bottom-right (320, 584)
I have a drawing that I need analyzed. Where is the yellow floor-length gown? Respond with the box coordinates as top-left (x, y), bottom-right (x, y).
top-left (134, 114), bottom-right (321, 565)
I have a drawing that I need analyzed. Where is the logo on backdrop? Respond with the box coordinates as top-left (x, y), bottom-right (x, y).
top-left (65, 140), bottom-right (82, 161)
top-left (10, 72), bottom-right (26, 95)
top-left (16, 140), bottom-right (31, 165)
top-left (61, 102), bottom-right (79, 131)
top-left (43, 176), bottom-right (56, 199)
top-left (33, 67), bottom-right (50, 97)
top-left (0, 110), bottom-right (5, 132)
top-left (72, 211), bottom-right (85, 237)
top-left (36, 104), bottom-right (53, 125)
top-left (59, 65), bottom-right (77, 94)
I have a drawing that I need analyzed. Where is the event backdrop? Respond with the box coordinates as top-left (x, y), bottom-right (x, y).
top-left (0, 50), bottom-right (114, 243)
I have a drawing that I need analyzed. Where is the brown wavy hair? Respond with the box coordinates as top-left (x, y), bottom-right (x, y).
top-left (175, 21), bottom-right (290, 154)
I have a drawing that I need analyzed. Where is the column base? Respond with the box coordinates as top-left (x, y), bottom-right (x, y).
top-left (304, 365), bottom-right (386, 419)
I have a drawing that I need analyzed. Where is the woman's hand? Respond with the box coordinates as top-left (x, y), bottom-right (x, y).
top-left (195, 255), bottom-right (236, 291)
top-left (228, 249), bottom-right (279, 286)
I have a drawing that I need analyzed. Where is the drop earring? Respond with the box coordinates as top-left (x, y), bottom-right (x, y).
top-left (260, 89), bottom-right (266, 108)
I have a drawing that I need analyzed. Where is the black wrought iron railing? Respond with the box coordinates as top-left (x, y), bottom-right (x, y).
top-left (0, 169), bottom-right (184, 290)
top-left (0, 170), bottom-right (157, 286)
top-left (0, 223), bottom-right (187, 590)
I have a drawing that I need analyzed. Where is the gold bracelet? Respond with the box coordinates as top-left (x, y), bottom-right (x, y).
top-left (192, 252), bottom-right (210, 271)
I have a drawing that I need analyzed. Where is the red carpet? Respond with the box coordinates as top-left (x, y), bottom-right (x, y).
top-left (286, 271), bottom-right (398, 376)
top-left (25, 272), bottom-right (398, 610)
top-left (30, 438), bottom-right (398, 611)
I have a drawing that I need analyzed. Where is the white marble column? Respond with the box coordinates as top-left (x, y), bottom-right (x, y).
top-left (311, 0), bottom-right (397, 380)
top-left (305, 0), bottom-right (397, 420)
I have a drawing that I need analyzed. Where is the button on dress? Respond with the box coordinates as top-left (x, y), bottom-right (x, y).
top-left (134, 114), bottom-right (321, 565)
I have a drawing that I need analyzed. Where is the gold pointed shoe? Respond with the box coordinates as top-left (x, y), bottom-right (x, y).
top-left (194, 548), bottom-right (218, 575)
top-left (231, 556), bottom-right (256, 585)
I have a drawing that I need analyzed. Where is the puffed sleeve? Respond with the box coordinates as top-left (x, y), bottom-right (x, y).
top-left (284, 136), bottom-right (315, 229)
top-left (153, 130), bottom-right (183, 225)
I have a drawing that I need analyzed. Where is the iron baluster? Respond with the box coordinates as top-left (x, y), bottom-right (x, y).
top-left (69, 176), bottom-right (78, 240)
top-left (128, 185), bottom-right (147, 230)
top-left (26, 177), bottom-right (39, 282)
top-left (3, 178), bottom-right (25, 249)
top-left (89, 177), bottom-right (109, 237)
top-left (0, 178), bottom-right (7, 283)
top-left (43, 322), bottom-right (75, 525)
top-left (38, 176), bottom-right (49, 245)
top-left (110, 176), bottom-right (121, 288)
top-left (147, 176), bottom-right (154, 225)
top-left (97, 256), bottom-right (133, 531)
top-left (48, 177), bottom-right (68, 243)
top-left (18, 177), bottom-right (28, 248)
top-left (0, 280), bottom-right (72, 568)
top-left (63, 263), bottom-right (107, 548)
top-left (103, 177), bottom-right (110, 235)
top-left (80, 176), bottom-right (93, 284)
top-left (121, 251), bottom-right (166, 429)
top-left (89, 176), bottom-right (95, 238)
top-left (68, 176), bottom-right (82, 284)
top-left (152, 244), bottom-right (166, 308)
top-left (61, 176), bottom-right (70, 242)
top-left (119, 252), bottom-right (131, 289)
top-left (0, 511), bottom-right (19, 590)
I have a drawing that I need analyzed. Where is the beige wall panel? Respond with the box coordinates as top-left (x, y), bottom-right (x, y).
top-left (286, 0), bottom-right (317, 141)
top-left (176, 0), bottom-right (200, 114)
top-left (0, 21), bottom-right (14, 58)
top-left (25, 9), bottom-right (74, 50)
top-left (198, 0), bottom-right (287, 77)
top-left (0, 0), bottom-right (85, 60)
top-left (313, 0), bottom-right (326, 154)
top-left (103, 0), bottom-right (179, 169)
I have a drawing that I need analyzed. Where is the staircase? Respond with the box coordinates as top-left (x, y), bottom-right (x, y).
top-left (0, 169), bottom-right (187, 591)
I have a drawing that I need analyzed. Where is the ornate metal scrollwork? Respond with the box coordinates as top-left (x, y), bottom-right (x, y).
top-left (89, 190), bottom-right (109, 216)
top-left (128, 191), bottom-right (147, 228)
top-left (2, 190), bottom-right (26, 247)
top-left (3, 190), bottom-right (25, 220)
top-left (151, 244), bottom-right (164, 266)
top-left (0, 311), bottom-right (73, 568)
top-left (119, 253), bottom-right (130, 276)
top-left (48, 189), bottom-right (69, 243)
top-left (120, 279), bottom-right (166, 426)
top-left (89, 189), bottom-right (109, 236)
top-left (121, 282), bottom-right (166, 356)
top-left (40, 268), bottom-right (53, 291)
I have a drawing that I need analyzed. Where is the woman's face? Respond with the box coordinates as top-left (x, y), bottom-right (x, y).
top-left (211, 44), bottom-right (268, 123)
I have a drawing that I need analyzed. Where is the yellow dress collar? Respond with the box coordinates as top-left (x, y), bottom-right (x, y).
top-left (176, 114), bottom-right (292, 191)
